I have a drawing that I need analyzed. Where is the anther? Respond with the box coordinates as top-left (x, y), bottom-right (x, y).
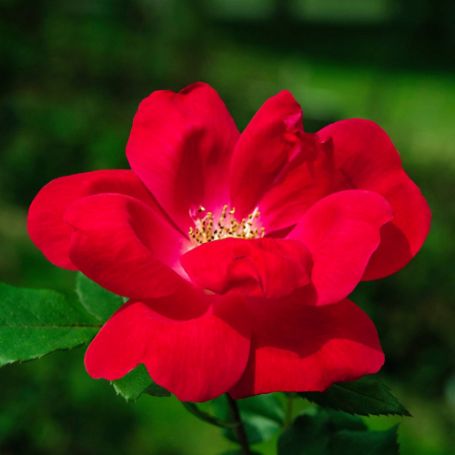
top-left (189, 205), bottom-right (264, 245)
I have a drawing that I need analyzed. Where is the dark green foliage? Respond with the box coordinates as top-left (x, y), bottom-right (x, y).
top-left (212, 394), bottom-right (285, 444)
top-left (300, 377), bottom-right (411, 416)
top-left (330, 425), bottom-right (400, 455)
top-left (278, 410), bottom-right (399, 455)
top-left (182, 402), bottom-right (239, 429)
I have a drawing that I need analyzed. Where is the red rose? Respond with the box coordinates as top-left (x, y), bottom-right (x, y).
top-left (28, 83), bottom-right (430, 402)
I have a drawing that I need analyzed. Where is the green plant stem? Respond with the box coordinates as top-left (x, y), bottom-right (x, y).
top-left (285, 394), bottom-right (294, 428)
top-left (226, 394), bottom-right (252, 455)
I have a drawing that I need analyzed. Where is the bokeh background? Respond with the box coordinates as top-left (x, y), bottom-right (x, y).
top-left (0, 0), bottom-right (454, 454)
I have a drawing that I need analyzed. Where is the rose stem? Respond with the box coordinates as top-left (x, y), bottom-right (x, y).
top-left (226, 394), bottom-right (252, 455)
top-left (284, 394), bottom-right (294, 428)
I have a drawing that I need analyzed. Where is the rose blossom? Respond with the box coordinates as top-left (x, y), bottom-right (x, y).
top-left (28, 82), bottom-right (430, 402)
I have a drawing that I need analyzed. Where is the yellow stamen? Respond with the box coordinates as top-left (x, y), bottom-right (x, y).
top-left (189, 205), bottom-right (265, 245)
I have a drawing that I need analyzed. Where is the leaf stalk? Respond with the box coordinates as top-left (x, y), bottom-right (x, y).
top-left (226, 394), bottom-right (253, 455)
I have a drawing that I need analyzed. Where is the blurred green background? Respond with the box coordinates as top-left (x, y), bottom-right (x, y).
top-left (0, 0), bottom-right (454, 453)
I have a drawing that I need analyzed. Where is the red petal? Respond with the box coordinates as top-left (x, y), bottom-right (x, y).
top-left (229, 91), bottom-right (304, 216)
top-left (85, 290), bottom-right (251, 402)
top-left (230, 296), bottom-right (384, 398)
top-left (317, 119), bottom-right (431, 279)
top-left (229, 91), bottom-right (335, 229)
top-left (126, 82), bottom-right (239, 232)
top-left (258, 137), bottom-right (335, 232)
top-left (362, 170), bottom-right (431, 279)
top-left (27, 170), bottom-right (155, 269)
top-left (65, 193), bottom-right (190, 299)
top-left (181, 238), bottom-right (312, 298)
top-left (289, 190), bottom-right (392, 305)
top-left (85, 301), bottom-right (152, 380)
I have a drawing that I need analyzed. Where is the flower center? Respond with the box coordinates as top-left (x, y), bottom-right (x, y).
top-left (189, 204), bottom-right (265, 245)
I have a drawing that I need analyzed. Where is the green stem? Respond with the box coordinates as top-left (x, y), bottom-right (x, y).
top-left (285, 394), bottom-right (294, 428)
top-left (226, 394), bottom-right (252, 455)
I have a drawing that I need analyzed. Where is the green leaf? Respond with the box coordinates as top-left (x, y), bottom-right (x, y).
top-left (0, 282), bottom-right (99, 366)
top-left (278, 413), bottom-right (331, 455)
top-left (326, 410), bottom-right (367, 432)
top-left (145, 381), bottom-right (172, 398)
top-left (278, 409), bottom-right (399, 455)
top-left (76, 272), bottom-right (123, 322)
top-left (278, 410), bottom-right (366, 455)
top-left (300, 377), bottom-right (411, 416)
top-left (329, 425), bottom-right (400, 455)
top-left (212, 394), bottom-right (285, 444)
top-left (182, 402), bottom-right (238, 429)
top-left (112, 365), bottom-right (170, 401)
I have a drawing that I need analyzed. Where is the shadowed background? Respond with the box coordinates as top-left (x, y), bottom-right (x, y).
top-left (0, 0), bottom-right (454, 454)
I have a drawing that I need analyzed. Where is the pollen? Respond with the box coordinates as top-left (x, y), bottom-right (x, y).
top-left (189, 204), bottom-right (265, 245)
